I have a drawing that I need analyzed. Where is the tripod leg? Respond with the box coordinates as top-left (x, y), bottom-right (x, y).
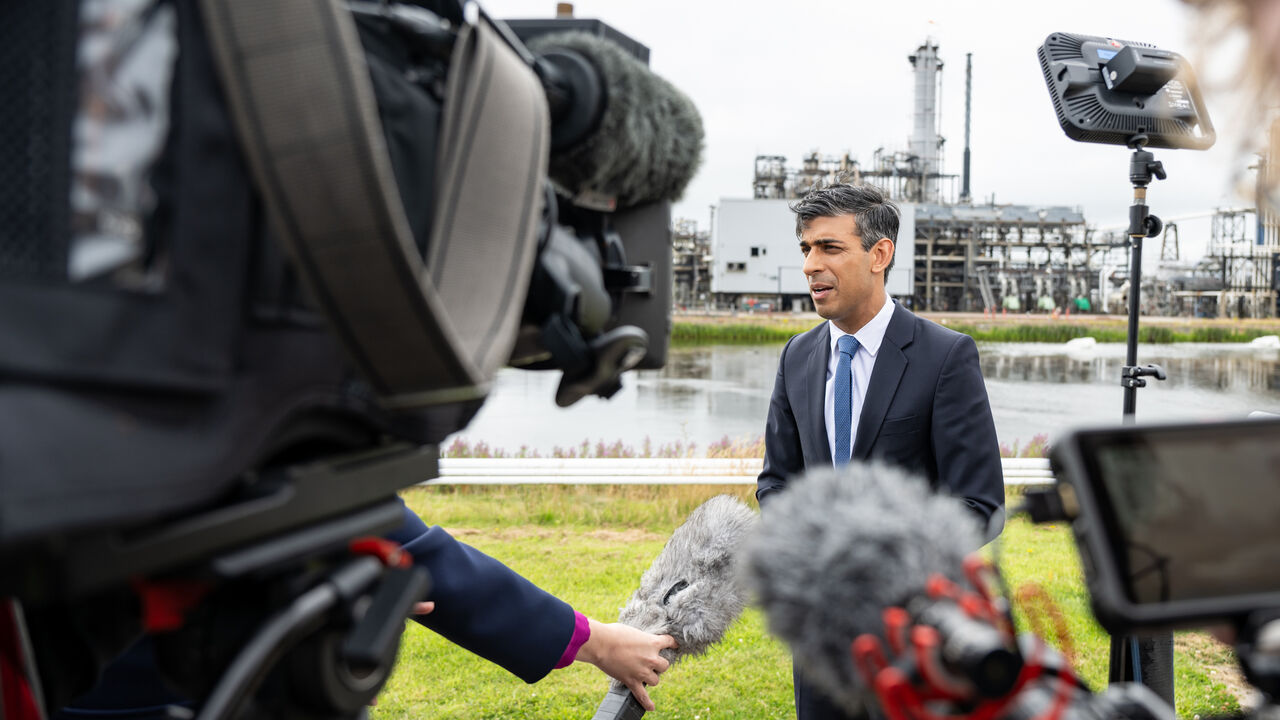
top-left (1138, 633), bottom-right (1176, 708)
top-left (1109, 633), bottom-right (1175, 710)
top-left (1109, 634), bottom-right (1130, 682)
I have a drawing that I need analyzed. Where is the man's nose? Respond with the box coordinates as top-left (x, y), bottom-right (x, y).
top-left (802, 250), bottom-right (821, 277)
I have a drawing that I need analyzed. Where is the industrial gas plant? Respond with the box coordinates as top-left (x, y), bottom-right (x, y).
top-left (672, 40), bottom-right (1280, 318)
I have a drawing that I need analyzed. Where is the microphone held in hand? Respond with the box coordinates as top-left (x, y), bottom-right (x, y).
top-left (592, 494), bottom-right (757, 719)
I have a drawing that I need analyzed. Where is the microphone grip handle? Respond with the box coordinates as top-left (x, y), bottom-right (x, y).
top-left (589, 686), bottom-right (646, 720)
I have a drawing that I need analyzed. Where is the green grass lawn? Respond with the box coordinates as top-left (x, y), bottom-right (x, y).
top-left (670, 317), bottom-right (1280, 345)
top-left (372, 485), bottom-right (1242, 719)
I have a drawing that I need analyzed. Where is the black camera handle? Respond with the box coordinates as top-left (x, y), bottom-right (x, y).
top-left (1109, 133), bottom-right (1175, 704)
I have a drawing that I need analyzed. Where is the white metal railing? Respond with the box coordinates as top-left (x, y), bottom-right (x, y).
top-left (423, 457), bottom-right (1054, 486)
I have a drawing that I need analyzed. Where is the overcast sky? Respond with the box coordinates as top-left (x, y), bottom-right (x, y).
top-left (484, 0), bottom-right (1263, 261)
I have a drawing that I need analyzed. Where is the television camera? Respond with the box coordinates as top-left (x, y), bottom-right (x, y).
top-left (0, 1), bottom-right (700, 718)
top-left (1045, 417), bottom-right (1280, 705)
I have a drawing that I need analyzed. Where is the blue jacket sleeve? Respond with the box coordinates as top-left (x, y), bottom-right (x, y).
top-left (757, 336), bottom-right (802, 507)
top-left (386, 502), bottom-right (577, 683)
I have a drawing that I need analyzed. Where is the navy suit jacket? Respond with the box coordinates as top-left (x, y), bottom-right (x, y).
top-left (387, 504), bottom-right (576, 682)
top-left (756, 303), bottom-right (1004, 529)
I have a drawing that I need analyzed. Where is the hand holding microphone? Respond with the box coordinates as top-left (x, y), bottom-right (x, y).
top-left (577, 620), bottom-right (676, 711)
top-left (591, 494), bottom-right (757, 718)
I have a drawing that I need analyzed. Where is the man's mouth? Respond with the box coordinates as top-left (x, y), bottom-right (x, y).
top-left (810, 283), bottom-right (833, 300)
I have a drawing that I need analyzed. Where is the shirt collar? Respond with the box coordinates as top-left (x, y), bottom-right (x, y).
top-left (828, 293), bottom-right (895, 359)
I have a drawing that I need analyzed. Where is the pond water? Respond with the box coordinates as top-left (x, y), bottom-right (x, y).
top-left (447, 341), bottom-right (1280, 455)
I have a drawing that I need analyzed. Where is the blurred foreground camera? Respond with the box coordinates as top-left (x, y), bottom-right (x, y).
top-left (0, 0), bottom-right (700, 717)
top-left (1047, 417), bottom-right (1280, 703)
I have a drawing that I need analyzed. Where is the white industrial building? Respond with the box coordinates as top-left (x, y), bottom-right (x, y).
top-left (710, 198), bottom-right (915, 311)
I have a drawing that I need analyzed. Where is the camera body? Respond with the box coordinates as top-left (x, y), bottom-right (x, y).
top-left (1047, 417), bottom-right (1280, 707)
top-left (0, 1), bottom-right (691, 717)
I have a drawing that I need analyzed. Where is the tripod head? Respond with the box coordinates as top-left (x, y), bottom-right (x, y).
top-left (1127, 134), bottom-right (1166, 238)
top-left (1128, 134), bottom-right (1167, 186)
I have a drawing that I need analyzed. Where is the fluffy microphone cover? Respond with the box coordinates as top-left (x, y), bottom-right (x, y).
top-left (527, 31), bottom-right (704, 208)
top-left (740, 462), bottom-right (983, 714)
top-left (610, 494), bottom-right (757, 690)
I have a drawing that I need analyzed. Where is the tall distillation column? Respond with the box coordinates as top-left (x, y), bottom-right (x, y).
top-left (961, 53), bottom-right (972, 204)
top-left (908, 40), bottom-right (944, 203)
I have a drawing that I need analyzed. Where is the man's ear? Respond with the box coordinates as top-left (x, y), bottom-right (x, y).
top-left (870, 238), bottom-right (895, 274)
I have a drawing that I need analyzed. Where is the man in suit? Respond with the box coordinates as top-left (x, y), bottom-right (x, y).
top-left (755, 182), bottom-right (1004, 720)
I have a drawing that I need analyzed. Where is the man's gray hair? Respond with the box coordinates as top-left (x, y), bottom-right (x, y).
top-left (789, 182), bottom-right (900, 274)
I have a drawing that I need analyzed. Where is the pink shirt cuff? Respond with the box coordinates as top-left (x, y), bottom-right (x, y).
top-left (554, 611), bottom-right (591, 669)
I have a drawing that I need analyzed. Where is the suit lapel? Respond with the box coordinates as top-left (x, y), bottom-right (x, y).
top-left (804, 324), bottom-right (831, 463)
top-left (853, 303), bottom-right (914, 460)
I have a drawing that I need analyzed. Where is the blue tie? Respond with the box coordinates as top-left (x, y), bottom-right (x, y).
top-left (834, 335), bottom-right (859, 466)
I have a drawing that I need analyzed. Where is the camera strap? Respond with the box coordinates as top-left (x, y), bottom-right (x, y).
top-left (197, 1), bottom-right (548, 408)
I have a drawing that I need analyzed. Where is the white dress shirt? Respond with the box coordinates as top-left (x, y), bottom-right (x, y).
top-left (825, 294), bottom-right (896, 464)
